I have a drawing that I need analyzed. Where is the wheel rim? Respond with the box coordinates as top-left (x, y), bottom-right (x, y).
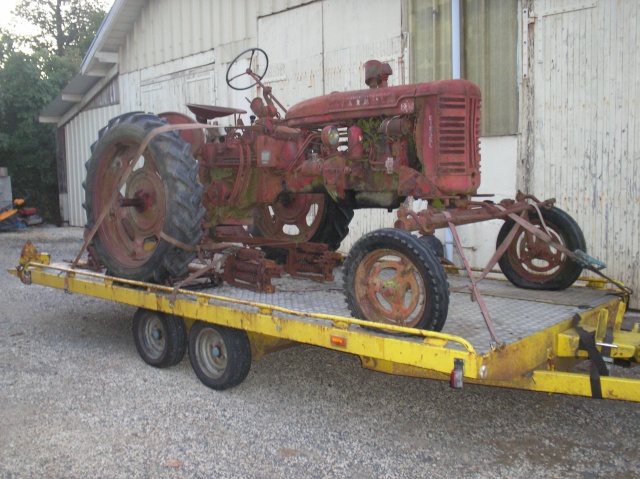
top-left (506, 220), bottom-right (568, 283)
top-left (196, 328), bottom-right (228, 379)
top-left (254, 194), bottom-right (325, 242)
top-left (141, 315), bottom-right (165, 360)
top-left (353, 248), bottom-right (427, 327)
top-left (92, 141), bottom-right (166, 268)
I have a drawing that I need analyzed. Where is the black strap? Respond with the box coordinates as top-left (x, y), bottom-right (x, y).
top-left (572, 314), bottom-right (609, 399)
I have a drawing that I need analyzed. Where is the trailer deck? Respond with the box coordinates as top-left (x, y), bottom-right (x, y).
top-left (213, 271), bottom-right (616, 354)
top-left (10, 248), bottom-right (640, 402)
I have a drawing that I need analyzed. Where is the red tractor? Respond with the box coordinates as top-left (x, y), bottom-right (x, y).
top-left (83, 48), bottom-right (588, 333)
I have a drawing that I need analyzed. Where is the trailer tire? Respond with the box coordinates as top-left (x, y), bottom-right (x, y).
top-left (497, 207), bottom-right (586, 290)
top-left (84, 112), bottom-right (205, 283)
top-left (344, 228), bottom-right (449, 332)
top-left (188, 322), bottom-right (252, 390)
top-left (132, 309), bottom-right (187, 368)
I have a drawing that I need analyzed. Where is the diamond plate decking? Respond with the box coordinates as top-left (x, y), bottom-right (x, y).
top-left (199, 269), bottom-right (614, 354)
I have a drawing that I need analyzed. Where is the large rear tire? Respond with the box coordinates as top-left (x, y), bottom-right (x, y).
top-left (497, 207), bottom-right (586, 290)
top-left (84, 113), bottom-right (205, 283)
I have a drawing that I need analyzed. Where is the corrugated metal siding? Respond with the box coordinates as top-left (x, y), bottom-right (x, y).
top-left (525, 0), bottom-right (639, 306)
top-left (65, 105), bottom-right (122, 226)
top-left (120, 0), bottom-right (316, 74)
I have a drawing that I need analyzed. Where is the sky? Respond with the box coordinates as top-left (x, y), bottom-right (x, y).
top-left (0, 0), bottom-right (22, 30)
top-left (0, 0), bottom-right (116, 32)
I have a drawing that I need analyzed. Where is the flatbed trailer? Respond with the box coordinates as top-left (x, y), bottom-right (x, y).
top-left (9, 245), bottom-right (640, 402)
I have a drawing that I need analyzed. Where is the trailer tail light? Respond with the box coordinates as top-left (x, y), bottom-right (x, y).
top-left (450, 358), bottom-right (465, 389)
top-left (330, 335), bottom-right (347, 348)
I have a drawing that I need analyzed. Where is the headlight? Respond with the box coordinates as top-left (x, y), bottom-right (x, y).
top-left (321, 126), bottom-right (340, 147)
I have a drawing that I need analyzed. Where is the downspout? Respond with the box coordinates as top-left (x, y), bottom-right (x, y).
top-left (445, 0), bottom-right (462, 261)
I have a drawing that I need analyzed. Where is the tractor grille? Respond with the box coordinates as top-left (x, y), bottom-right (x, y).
top-left (437, 96), bottom-right (480, 174)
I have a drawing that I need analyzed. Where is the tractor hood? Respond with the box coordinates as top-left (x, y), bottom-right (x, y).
top-left (284, 79), bottom-right (480, 128)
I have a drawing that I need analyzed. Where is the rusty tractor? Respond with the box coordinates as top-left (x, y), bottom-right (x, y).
top-left (83, 48), bottom-right (594, 334)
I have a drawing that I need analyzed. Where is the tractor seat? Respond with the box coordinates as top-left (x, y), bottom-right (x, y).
top-left (186, 104), bottom-right (247, 124)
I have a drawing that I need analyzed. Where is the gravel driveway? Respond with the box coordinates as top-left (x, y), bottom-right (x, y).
top-left (1, 226), bottom-right (639, 478)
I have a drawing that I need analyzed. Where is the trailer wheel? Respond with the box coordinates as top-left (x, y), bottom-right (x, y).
top-left (188, 322), bottom-right (252, 390)
top-left (344, 229), bottom-right (449, 332)
top-left (252, 193), bottom-right (353, 261)
top-left (132, 309), bottom-right (187, 368)
top-left (84, 112), bottom-right (205, 283)
top-left (497, 207), bottom-right (586, 290)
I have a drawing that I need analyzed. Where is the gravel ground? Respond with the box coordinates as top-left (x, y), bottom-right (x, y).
top-left (1, 226), bottom-right (639, 479)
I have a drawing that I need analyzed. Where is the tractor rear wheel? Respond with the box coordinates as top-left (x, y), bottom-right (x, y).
top-left (252, 193), bottom-right (353, 260)
top-left (497, 207), bottom-right (586, 290)
top-left (84, 112), bottom-right (205, 283)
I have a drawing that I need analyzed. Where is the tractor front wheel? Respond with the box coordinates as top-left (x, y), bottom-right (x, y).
top-left (343, 229), bottom-right (449, 332)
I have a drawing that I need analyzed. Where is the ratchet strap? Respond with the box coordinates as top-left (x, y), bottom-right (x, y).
top-left (572, 314), bottom-right (610, 399)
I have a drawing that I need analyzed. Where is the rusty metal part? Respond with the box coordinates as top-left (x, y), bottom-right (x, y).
top-left (186, 104), bottom-right (247, 122)
top-left (443, 211), bottom-right (500, 346)
top-left (158, 111), bottom-right (204, 156)
top-left (394, 198), bottom-right (556, 235)
top-left (222, 248), bottom-right (283, 293)
top-left (379, 116), bottom-right (413, 137)
top-left (253, 194), bottom-right (326, 244)
top-left (285, 243), bottom-right (342, 282)
top-left (353, 248), bottom-right (427, 328)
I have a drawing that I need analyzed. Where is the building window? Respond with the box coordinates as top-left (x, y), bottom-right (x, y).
top-left (410, 0), bottom-right (518, 136)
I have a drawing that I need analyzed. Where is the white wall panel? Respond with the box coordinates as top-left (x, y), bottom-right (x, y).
top-left (119, 0), bottom-right (315, 73)
top-left (64, 105), bottom-right (123, 226)
top-left (258, 2), bottom-right (325, 107)
top-left (524, 0), bottom-right (640, 306)
top-left (322, 0), bottom-right (403, 91)
top-left (121, 0), bottom-right (259, 73)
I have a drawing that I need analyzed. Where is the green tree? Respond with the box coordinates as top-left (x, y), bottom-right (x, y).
top-left (0, 37), bottom-right (59, 221)
top-left (0, 1), bottom-right (107, 223)
top-left (14, 0), bottom-right (107, 57)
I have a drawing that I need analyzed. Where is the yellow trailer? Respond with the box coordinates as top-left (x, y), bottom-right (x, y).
top-left (9, 244), bottom-right (640, 402)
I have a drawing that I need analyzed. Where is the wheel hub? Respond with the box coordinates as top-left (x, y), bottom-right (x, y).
top-left (355, 250), bottom-right (426, 327)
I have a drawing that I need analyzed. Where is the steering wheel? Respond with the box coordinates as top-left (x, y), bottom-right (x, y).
top-left (226, 48), bottom-right (269, 91)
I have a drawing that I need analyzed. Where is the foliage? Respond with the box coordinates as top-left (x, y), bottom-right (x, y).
top-left (0, 1), bottom-right (107, 223)
top-left (14, 0), bottom-right (106, 57)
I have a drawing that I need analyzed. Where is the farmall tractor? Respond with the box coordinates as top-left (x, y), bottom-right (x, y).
top-left (83, 48), bottom-right (590, 334)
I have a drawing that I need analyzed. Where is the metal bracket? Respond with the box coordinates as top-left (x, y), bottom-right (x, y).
top-left (285, 243), bottom-right (341, 282)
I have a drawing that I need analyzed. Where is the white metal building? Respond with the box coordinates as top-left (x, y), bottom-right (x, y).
top-left (41, 0), bottom-right (640, 308)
